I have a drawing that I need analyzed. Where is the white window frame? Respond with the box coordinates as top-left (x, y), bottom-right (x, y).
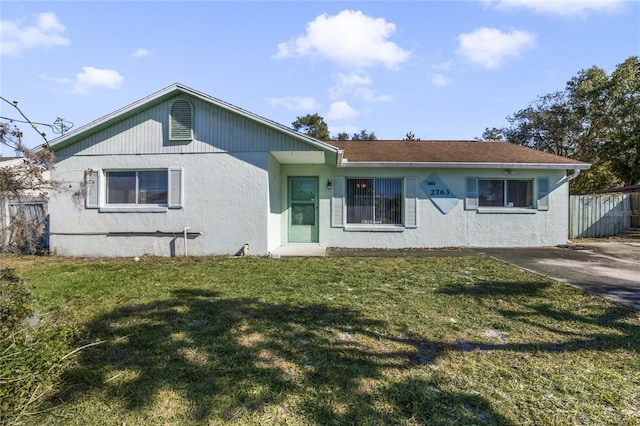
top-left (346, 177), bottom-right (403, 226)
top-left (84, 167), bottom-right (184, 212)
top-left (478, 178), bottom-right (534, 208)
top-left (332, 176), bottom-right (417, 231)
top-left (465, 176), bottom-right (550, 213)
top-left (106, 170), bottom-right (169, 206)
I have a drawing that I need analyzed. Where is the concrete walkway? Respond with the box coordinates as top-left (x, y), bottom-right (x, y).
top-left (270, 244), bottom-right (326, 257)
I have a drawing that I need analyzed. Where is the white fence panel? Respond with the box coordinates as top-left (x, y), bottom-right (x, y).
top-left (570, 193), bottom-right (630, 239)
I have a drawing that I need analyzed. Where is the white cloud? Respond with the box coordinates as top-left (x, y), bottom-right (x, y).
top-left (275, 10), bottom-right (411, 69)
top-left (38, 74), bottom-right (71, 85)
top-left (72, 67), bottom-right (124, 95)
top-left (329, 72), bottom-right (373, 98)
top-left (0, 12), bottom-right (69, 55)
top-left (456, 27), bottom-right (535, 69)
top-left (131, 48), bottom-right (151, 57)
top-left (329, 72), bottom-right (392, 102)
top-left (432, 60), bottom-right (453, 72)
top-left (266, 96), bottom-right (320, 111)
top-left (329, 124), bottom-right (359, 137)
top-left (489, 0), bottom-right (625, 16)
top-left (432, 74), bottom-right (453, 87)
top-left (326, 101), bottom-right (358, 121)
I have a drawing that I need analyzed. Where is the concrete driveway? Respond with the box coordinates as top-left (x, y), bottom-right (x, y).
top-left (482, 242), bottom-right (640, 310)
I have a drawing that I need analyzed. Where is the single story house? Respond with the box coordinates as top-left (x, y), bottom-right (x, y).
top-left (46, 83), bottom-right (590, 257)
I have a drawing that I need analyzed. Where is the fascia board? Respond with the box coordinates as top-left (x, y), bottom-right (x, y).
top-left (340, 161), bottom-right (591, 170)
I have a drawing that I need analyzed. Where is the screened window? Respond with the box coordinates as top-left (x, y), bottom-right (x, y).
top-left (346, 178), bottom-right (402, 224)
top-left (106, 171), bottom-right (168, 205)
top-left (478, 179), bottom-right (533, 208)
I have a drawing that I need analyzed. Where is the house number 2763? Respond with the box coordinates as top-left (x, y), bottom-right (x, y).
top-left (431, 189), bottom-right (450, 196)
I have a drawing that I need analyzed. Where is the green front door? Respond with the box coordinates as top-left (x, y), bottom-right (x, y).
top-left (288, 177), bottom-right (319, 243)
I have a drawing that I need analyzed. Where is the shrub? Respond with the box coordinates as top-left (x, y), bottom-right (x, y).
top-left (0, 268), bottom-right (76, 424)
top-left (0, 267), bottom-right (34, 336)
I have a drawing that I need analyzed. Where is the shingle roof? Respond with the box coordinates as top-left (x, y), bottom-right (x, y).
top-left (0, 156), bottom-right (21, 162)
top-left (329, 140), bottom-right (590, 169)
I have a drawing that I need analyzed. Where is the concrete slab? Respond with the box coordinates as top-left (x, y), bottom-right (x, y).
top-left (270, 244), bottom-right (326, 257)
top-left (482, 243), bottom-right (640, 310)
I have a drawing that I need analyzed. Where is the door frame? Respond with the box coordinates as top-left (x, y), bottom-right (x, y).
top-left (287, 176), bottom-right (319, 243)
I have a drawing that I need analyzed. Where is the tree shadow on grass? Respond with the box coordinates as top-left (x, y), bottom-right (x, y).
top-left (438, 280), bottom-right (640, 354)
top-left (45, 288), bottom-right (514, 424)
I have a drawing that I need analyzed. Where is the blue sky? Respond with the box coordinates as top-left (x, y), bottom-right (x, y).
top-left (1, 0), bottom-right (638, 150)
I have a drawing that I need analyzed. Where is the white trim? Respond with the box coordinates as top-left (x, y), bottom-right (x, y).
top-left (99, 207), bottom-right (168, 213)
top-left (344, 225), bottom-right (405, 232)
top-left (477, 208), bottom-right (537, 214)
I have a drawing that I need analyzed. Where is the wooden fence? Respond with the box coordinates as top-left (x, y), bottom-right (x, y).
top-left (569, 193), bottom-right (637, 239)
top-left (632, 193), bottom-right (640, 228)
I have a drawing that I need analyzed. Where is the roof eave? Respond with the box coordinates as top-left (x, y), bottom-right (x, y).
top-left (340, 161), bottom-right (591, 170)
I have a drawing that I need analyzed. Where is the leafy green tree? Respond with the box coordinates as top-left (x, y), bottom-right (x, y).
top-left (403, 131), bottom-right (420, 141)
top-left (504, 91), bottom-right (582, 158)
top-left (603, 56), bottom-right (640, 186)
top-left (334, 132), bottom-right (350, 141)
top-left (291, 113), bottom-right (330, 141)
top-left (351, 129), bottom-right (377, 141)
top-left (503, 56), bottom-right (639, 192)
top-left (477, 127), bottom-right (504, 141)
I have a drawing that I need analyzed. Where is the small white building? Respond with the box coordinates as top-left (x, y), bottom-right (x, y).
top-left (46, 84), bottom-right (590, 257)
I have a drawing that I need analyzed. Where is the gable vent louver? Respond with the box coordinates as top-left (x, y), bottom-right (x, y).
top-left (170, 99), bottom-right (193, 140)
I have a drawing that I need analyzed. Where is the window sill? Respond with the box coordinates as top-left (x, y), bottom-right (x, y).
top-left (99, 206), bottom-right (168, 213)
top-left (344, 225), bottom-right (405, 232)
top-left (477, 207), bottom-right (537, 214)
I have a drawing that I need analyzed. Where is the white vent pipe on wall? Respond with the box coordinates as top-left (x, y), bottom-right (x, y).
top-left (183, 227), bottom-right (190, 256)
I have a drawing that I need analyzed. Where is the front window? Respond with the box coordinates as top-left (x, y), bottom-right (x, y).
top-left (347, 178), bottom-right (402, 224)
top-left (479, 179), bottom-right (533, 208)
top-left (106, 171), bottom-right (168, 205)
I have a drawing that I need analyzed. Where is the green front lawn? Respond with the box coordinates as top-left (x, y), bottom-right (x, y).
top-left (3, 255), bottom-right (639, 425)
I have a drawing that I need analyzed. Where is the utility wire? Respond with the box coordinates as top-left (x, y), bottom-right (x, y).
top-left (0, 96), bottom-right (51, 148)
top-left (0, 115), bottom-right (73, 135)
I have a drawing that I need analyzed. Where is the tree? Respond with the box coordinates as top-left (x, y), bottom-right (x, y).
top-left (477, 127), bottom-right (504, 141)
top-left (503, 56), bottom-right (640, 192)
top-left (503, 91), bottom-right (582, 158)
top-left (350, 129), bottom-right (377, 141)
top-left (292, 113), bottom-right (379, 141)
top-left (291, 113), bottom-right (330, 141)
top-left (403, 131), bottom-right (420, 141)
top-left (0, 98), bottom-right (56, 253)
top-left (602, 56), bottom-right (640, 186)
